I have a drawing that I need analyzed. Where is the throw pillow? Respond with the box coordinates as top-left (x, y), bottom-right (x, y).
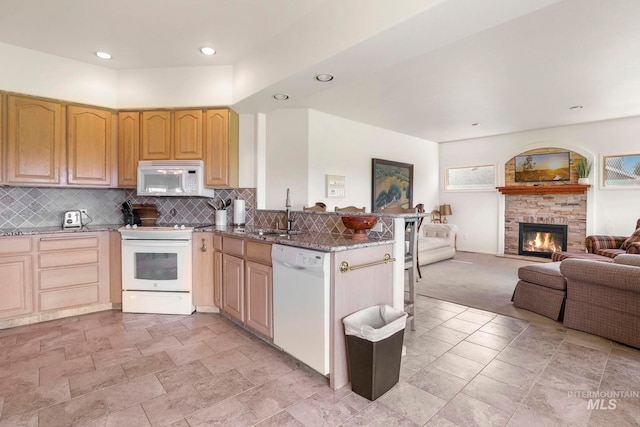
top-left (621, 228), bottom-right (640, 250)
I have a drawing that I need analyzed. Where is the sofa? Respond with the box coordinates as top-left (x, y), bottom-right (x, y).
top-left (552, 218), bottom-right (640, 262)
top-left (417, 223), bottom-right (458, 265)
top-left (560, 254), bottom-right (640, 349)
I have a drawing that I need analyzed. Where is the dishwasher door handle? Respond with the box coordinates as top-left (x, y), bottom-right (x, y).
top-left (280, 261), bottom-right (306, 270)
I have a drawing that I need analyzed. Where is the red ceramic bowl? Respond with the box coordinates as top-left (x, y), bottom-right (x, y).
top-left (341, 215), bottom-right (378, 240)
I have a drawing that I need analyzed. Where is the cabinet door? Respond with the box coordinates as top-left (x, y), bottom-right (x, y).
top-left (192, 233), bottom-right (214, 306)
top-left (214, 250), bottom-right (222, 308)
top-left (204, 109), bottom-right (238, 187)
top-left (0, 93), bottom-right (3, 184)
top-left (7, 95), bottom-right (64, 185)
top-left (173, 109), bottom-right (203, 159)
top-left (67, 105), bottom-right (114, 186)
top-left (140, 111), bottom-right (172, 160)
top-left (0, 255), bottom-right (33, 319)
top-left (118, 112), bottom-right (140, 187)
top-left (222, 253), bottom-right (244, 322)
top-left (245, 260), bottom-right (273, 338)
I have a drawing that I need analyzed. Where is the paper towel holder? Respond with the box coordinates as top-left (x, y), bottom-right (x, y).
top-left (233, 198), bottom-right (246, 226)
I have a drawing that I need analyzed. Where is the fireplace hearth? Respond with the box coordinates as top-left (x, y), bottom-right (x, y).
top-left (518, 222), bottom-right (568, 258)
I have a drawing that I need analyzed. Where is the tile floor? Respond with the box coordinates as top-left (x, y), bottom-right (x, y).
top-left (1, 297), bottom-right (640, 426)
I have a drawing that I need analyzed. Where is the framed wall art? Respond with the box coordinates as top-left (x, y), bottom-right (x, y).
top-left (371, 158), bottom-right (413, 212)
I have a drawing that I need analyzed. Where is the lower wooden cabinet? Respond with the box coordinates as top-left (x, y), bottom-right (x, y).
top-left (0, 254), bottom-right (33, 320)
top-left (245, 260), bottom-right (272, 337)
top-left (222, 253), bottom-right (244, 322)
top-left (219, 236), bottom-right (273, 338)
top-left (0, 232), bottom-right (110, 321)
top-left (36, 233), bottom-right (109, 312)
top-left (192, 233), bottom-right (214, 307)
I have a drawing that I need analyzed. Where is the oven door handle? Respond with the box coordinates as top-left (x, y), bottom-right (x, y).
top-left (122, 240), bottom-right (190, 248)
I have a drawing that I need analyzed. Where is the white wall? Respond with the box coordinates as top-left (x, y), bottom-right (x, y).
top-left (0, 43), bottom-right (234, 109)
top-left (440, 116), bottom-right (640, 254)
top-left (264, 109), bottom-right (310, 210)
top-left (263, 109), bottom-right (439, 212)
top-left (0, 42), bottom-right (118, 107)
top-left (117, 66), bottom-right (233, 108)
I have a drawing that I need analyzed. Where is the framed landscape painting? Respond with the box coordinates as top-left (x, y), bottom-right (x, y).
top-left (372, 158), bottom-right (413, 212)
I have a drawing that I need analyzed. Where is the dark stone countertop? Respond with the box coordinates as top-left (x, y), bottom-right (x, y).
top-left (0, 224), bottom-right (394, 252)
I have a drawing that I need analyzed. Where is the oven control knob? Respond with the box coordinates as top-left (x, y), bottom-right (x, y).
top-left (180, 224), bottom-right (186, 229)
top-left (173, 225), bottom-right (179, 229)
top-left (132, 224), bottom-right (137, 229)
top-left (125, 224), bottom-right (131, 229)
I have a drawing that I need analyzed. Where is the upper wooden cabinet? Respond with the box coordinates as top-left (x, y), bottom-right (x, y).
top-left (140, 111), bottom-right (172, 160)
top-left (0, 94), bottom-right (4, 184)
top-left (205, 108), bottom-right (238, 187)
top-left (118, 112), bottom-right (140, 187)
top-left (174, 109), bottom-right (203, 159)
top-left (67, 105), bottom-right (114, 186)
top-left (7, 95), bottom-right (64, 185)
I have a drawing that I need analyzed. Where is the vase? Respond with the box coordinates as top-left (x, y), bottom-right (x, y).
top-left (578, 177), bottom-right (590, 185)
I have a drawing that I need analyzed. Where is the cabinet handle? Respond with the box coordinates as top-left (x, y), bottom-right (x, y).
top-left (201, 239), bottom-right (207, 252)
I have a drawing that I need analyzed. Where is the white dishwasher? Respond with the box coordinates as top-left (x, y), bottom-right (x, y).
top-left (272, 244), bottom-right (330, 375)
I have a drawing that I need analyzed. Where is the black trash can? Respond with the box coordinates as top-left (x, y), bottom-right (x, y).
top-left (343, 304), bottom-right (407, 400)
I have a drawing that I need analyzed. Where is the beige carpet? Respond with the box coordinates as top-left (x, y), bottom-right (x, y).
top-left (416, 251), bottom-right (553, 321)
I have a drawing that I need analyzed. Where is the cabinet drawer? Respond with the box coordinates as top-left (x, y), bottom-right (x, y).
top-left (246, 241), bottom-right (272, 265)
top-left (39, 265), bottom-right (99, 290)
top-left (39, 249), bottom-right (99, 268)
top-left (39, 235), bottom-right (99, 251)
top-left (223, 237), bottom-right (245, 257)
top-left (39, 285), bottom-right (99, 311)
top-left (0, 237), bottom-right (32, 254)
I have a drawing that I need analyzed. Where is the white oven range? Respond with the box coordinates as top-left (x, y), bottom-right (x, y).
top-left (119, 225), bottom-right (194, 315)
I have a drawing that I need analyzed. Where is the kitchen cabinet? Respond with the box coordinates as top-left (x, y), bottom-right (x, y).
top-left (118, 112), bottom-right (140, 187)
top-left (174, 109), bottom-right (203, 159)
top-left (36, 232), bottom-right (109, 312)
top-left (245, 240), bottom-right (273, 338)
top-left (218, 235), bottom-right (273, 337)
top-left (222, 253), bottom-right (244, 322)
top-left (192, 232), bottom-right (214, 307)
top-left (140, 110), bottom-right (172, 160)
top-left (67, 105), bottom-right (115, 186)
top-left (7, 95), bottom-right (64, 185)
top-left (0, 93), bottom-right (4, 184)
top-left (213, 234), bottom-right (223, 308)
top-left (0, 237), bottom-right (34, 320)
top-left (204, 109), bottom-right (238, 188)
top-left (109, 231), bottom-right (122, 304)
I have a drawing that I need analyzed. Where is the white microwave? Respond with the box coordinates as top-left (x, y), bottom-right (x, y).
top-left (137, 160), bottom-right (216, 197)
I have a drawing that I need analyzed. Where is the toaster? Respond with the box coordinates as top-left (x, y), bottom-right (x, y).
top-left (63, 210), bottom-right (82, 228)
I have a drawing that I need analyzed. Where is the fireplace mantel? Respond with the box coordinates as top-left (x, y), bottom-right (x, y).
top-left (496, 184), bottom-right (590, 195)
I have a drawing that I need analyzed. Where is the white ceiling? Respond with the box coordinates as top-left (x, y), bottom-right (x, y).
top-left (1, 0), bottom-right (639, 142)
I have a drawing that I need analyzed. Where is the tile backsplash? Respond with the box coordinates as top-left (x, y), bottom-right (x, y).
top-left (0, 186), bottom-right (256, 229)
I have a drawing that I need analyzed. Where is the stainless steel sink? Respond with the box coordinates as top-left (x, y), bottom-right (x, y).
top-left (244, 229), bottom-right (302, 236)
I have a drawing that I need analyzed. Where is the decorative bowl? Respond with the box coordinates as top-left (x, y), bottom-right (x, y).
top-left (341, 215), bottom-right (378, 240)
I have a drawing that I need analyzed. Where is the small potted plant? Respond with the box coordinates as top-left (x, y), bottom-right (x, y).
top-left (575, 158), bottom-right (592, 185)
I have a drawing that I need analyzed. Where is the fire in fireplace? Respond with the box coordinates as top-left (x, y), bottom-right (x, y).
top-left (518, 223), bottom-right (568, 258)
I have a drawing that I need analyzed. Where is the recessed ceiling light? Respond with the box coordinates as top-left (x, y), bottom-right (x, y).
top-left (472, 123), bottom-right (480, 126)
top-left (315, 73), bottom-right (334, 82)
top-left (569, 105), bottom-right (583, 110)
top-left (273, 94), bottom-right (289, 100)
top-left (95, 51), bottom-right (112, 60)
top-left (200, 46), bottom-right (216, 56)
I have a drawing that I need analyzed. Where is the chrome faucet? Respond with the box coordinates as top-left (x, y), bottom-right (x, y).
top-left (285, 188), bottom-right (293, 231)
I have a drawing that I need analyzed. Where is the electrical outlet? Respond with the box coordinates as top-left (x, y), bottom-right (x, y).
top-left (80, 209), bottom-right (88, 217)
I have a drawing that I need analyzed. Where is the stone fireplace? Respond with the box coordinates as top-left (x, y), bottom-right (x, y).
top-left (499, 147), bottom-right (590, 258)
top-left (502, 191), bottom-right (587, 256)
